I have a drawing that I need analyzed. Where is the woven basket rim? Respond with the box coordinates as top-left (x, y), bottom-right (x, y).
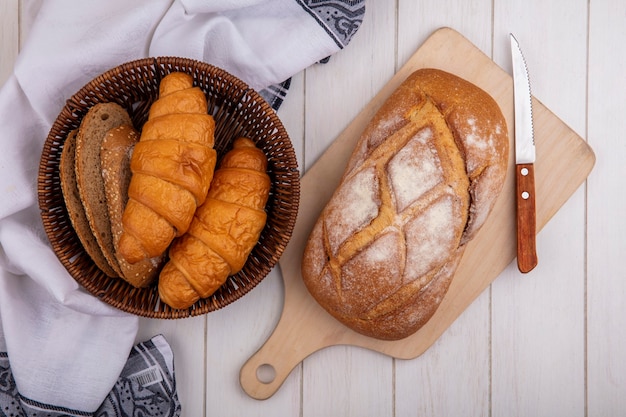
top-left (38, 56), bottom-right (300, 319)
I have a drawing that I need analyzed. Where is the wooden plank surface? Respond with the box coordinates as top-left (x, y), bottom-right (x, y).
top-left (0, 0), bottom-right (19, 87)
top-left (587, 0), bottom-right (626, 415)
top-left (491, 1), bottom-right (589, 416)
top-left (239, 26), bottom-right (595, 400)
top-left (3, 1), bottom-right (625, 415)
top-left (394, 3), bottom-right (493, 416)
top-left (300, 2), bottom-right (397, 415)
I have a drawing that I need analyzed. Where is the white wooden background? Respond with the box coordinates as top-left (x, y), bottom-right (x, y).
top-left (2, 0), bottom-right (625, 416)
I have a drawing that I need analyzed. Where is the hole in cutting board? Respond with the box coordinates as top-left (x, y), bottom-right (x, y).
top-left (256, 363), bottom-right (276, 384)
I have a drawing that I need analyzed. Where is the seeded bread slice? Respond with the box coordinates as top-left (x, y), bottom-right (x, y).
top-left (60, 129), bottom-right (117, 277)
top-left (101, 125), bottom-right (163, 287)
top-left (75, 103), bottom-right (132, 277)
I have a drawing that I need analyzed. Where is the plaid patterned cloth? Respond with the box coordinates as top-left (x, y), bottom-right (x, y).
top-left (1, 336), bottom-right (180, 417)
top-left (260, 0), bottom-right (365, 110)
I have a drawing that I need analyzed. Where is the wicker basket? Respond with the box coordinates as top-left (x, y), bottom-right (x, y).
top-left (38, 57), bottom-right (300, 318)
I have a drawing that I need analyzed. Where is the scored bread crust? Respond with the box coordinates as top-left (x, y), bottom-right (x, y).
top-left (302, 68), bottom-right (509, 340)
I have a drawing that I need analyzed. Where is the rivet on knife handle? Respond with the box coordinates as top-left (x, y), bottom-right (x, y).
top-left (516, 163), bottom-right (537, 273)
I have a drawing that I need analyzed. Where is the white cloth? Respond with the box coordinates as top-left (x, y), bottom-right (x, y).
top-left (0, 0), bottom-right (363, 414)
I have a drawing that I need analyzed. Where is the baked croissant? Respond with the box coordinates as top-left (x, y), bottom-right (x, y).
top-left (158, 137), bottom-right (271, 309)
top-left (118, 72), bottom-right (217, 265)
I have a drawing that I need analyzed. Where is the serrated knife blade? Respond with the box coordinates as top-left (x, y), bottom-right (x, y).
top-left (510, 33), bottom-right (538, 273)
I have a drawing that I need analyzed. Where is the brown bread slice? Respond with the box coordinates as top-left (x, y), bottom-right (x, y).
top-left (75, 103), bottom-right (132, 277)
top-left (59, 129), bottom-right (117, 277)
top-left (101, 125), bottom-right (163, 287)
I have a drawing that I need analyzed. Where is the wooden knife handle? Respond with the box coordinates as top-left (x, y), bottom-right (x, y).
top-left (516, 163), bottom-right (538, 273)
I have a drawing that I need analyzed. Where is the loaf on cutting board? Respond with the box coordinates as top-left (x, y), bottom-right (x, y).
top-left (301, 68), bottom-right (509, 340)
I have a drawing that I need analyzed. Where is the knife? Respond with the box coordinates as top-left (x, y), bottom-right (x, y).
top-left (510, 33), bottom-right (538, 273)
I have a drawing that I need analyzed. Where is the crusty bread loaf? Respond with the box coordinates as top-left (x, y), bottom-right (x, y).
top-left (75, 102), bottom-right (132, 277)
top-left (101, 125), bottom-right (163, 287)
top-left (158, 137), bottom-right (270, 309)
top-left (60, 129), bottom-right (118, 277)
top-left (301, 68), bottom-right (509, 340)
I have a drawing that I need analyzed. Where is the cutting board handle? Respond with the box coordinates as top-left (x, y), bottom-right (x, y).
top-left (240, 331), bottom-right (301, 400)
top-left (239, 295), bottom-right (339, 400)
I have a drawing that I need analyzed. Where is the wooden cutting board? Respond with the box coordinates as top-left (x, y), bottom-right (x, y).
top-left (240, 27), bottom-right (595, 400)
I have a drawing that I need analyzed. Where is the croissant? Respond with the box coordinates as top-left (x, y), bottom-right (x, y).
top-left (158, 137), bottom-right (271, 309)
top-left (118, 72), bottom-right (217, 265)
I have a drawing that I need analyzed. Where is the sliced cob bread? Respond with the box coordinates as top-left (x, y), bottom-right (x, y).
top-left (101, 124), bottom-right (163, 287)
top-left (60, 129), bottom-right (118, 277)
top-left (75, 103), bottom-right (132, 278)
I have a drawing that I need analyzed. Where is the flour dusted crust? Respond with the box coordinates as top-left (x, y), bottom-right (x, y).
top-left (302, 68), bottom-right (508, 340)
